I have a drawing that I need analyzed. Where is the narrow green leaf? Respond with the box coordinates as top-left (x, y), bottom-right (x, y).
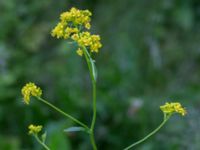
top-left (90, 58), bottom-right (97, 81)
top-left (84, 48), bottom-right (98, 81)
top-left (41, 132), bottom-right (47, 143)
top-left (64, 127), bottom-right (86, 133)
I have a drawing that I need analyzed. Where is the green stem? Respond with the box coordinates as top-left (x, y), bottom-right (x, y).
top-left (123, 116), bottom-right (170, 150)
top-left (34, 134), bottom-right (50, 150)
top-left (90, 81), bottom-right (97, 132)
top-left (89, 81), bottom-right (97, 150)
top-left (90, 131), bottom-right (97, 150)
top-left (82, 46), bottom-right (98, 150)
top-left (36, 97), bottom-right (89, 130)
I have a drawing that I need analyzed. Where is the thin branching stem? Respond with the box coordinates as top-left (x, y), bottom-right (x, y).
top-left (36, 97), bottom-right (89, 130)
top-left (123, 115), bottom-right (170, 150)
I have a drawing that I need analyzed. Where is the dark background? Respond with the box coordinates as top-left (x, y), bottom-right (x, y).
top-left (1, 0), bottom-right (200, 149)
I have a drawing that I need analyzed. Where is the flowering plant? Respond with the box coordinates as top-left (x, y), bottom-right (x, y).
top-left (21, 7), bottom-right (186, 150)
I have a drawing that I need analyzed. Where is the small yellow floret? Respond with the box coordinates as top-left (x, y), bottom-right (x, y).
top-left (28, 124), bottom-right (42, 135)
top-left (21, 82), bottom-right (42, 104)
top-left (85, 23), bottom-right (91, 29)
top-left (76, 48), bottom-right (83, 56)
top-left (160, 102), bottom-right (186, 116)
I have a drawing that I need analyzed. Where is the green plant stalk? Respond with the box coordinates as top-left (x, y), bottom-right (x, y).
top-left (89, 82), bottom-right (97, 150)
top-left (36, 97), bottom-right (89, 130)
top-left (34, 134), bottom-right (50, 150)
top-left (82, 46), bottom-right (97, 150)
top-left (124, 115), bottom-right (170, 150)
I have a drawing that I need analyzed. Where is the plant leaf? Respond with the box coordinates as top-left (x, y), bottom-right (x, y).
top-left (41, 132), bottom-right (47, 143)
top-left (90, 58), bottom-right (97, 81)
top-left (63, 127), bottom-right (86, 133)
top-left (84, 48), bottom-right (98, 81)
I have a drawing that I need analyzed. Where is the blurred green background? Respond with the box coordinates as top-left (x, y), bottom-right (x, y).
top-left (1, 0), bottom-right (200, 149)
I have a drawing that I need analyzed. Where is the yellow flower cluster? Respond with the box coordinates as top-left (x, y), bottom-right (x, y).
top-left (51, 7), bottom-right (91, 39)
top-left (28, 124), bottom-right (43, 135)
top-left (160, 102), bottom-right (186, 116)
top-left (51, 22), bottom-right (65, 39)
top-left (72, 32), bottom-right (102, 55)
top-left (21, 82), bottom-right (42, 104)
top-left (60, 7), bottom-right (91, 28)
top-left (51, 7), bottom-right (102, 56)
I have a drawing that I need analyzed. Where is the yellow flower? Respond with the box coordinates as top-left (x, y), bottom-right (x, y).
top-left (71, 33), bottom-right (79, 41)
top-left (51, 22), bottom-right (65, 38)
top-left (28, 124), bottom-right (43, 135)
top-left (21, 82), bottom-right (42, 104)
top-left (160, 102), bottom-right (186, 116)
top-left (85, 23), bottom-right (91, 29)
top-left (64, 27), bottom-right (79, 39)
top-left (76, 48), bottom-right (83, 56)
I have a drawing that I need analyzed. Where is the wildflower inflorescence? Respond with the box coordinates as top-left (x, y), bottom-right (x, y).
top-left (51, 7), bottom-right (102, 56)
top-left (28, 124), bottom-right (43, 135)
top-left (21, 82), bottom-right (42, 104)
top-left (160, 102), bottom-right (186, 116)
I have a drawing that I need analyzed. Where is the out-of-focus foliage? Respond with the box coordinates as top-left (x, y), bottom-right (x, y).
top-left (1, 0), bottom-right (200, 149)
